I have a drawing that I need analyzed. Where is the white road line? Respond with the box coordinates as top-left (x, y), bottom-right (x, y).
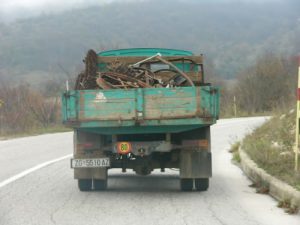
top-left (0, 154), bottom-right (72, 188)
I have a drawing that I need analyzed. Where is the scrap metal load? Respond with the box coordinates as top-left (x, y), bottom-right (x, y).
top-left (75, 49), bottom-right (198, 90)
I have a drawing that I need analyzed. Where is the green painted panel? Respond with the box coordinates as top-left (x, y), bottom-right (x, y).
top-left (62, 86), bottom-right (219, 134)
top-left (143, 87), bottom-right (197, 119)
top-left (74, 118), bottom-right (214, 135)
top-left (80, 125), bottom-right (206, 135)
top-left (200, 86), bottom-right (219, 119)
top-left (62, 91), bottom-right (78, 120)
top-left (78, 90), bottom-right (136, 120)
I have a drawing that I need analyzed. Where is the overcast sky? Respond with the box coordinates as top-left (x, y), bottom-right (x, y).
top-left (0, 0), bottom-right (119, 22)
top-left (0, 0), bottom-right (283, 10)
top-left (0, 0), bottom-right (284, 22)
top-left (0, 0), bottom-right (115, 12)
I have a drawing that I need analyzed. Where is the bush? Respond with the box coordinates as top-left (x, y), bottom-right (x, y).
top-left (233, 53), bottom-right (297, 114)
top-left (0, 82), bottom-right (61, 136)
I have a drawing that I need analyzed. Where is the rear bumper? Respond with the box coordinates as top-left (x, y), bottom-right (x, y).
top-left (103, 141), bottom-right (177, 156)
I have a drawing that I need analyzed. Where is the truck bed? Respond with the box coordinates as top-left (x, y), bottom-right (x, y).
top-left (62, 86), bottom-right (219, 135)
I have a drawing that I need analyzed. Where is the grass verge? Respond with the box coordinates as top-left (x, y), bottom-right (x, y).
top-left (241, 110), bottom-right (300, 192)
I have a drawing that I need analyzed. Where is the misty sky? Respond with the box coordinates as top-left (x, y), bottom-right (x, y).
top-left (0, 0), bottom-right (284, 22)
top-left (0, 0), bottom-right (282, 10)
top-left (0, 0), bottom-right (114, 12)
top-left (0, 0), bottom-right (118, 22)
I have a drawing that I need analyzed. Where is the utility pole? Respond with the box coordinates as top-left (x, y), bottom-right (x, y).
top-left (295, 56), bottom-right (300, 171)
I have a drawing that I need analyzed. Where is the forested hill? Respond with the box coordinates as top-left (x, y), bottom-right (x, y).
top-left (0, 0), bottom-right (299, 84)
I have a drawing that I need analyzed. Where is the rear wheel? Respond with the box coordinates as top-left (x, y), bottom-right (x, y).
top-left (78, 179), bottom-right (92, 191)
top-left (195, 178), bottom-right (209, 191)
top-left (94, 179), bottom-right (107, 191)
top-left (180, 178), bottom-right (193, 191)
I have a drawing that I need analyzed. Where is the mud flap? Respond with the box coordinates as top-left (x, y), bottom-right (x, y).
top-left (180, 150), bottom-right (212, 179)
top-left (73, 130), bottom-right (108, 180)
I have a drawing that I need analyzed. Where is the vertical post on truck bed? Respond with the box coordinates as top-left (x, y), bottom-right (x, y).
top-left (295, 56), bottom-right (300, 171)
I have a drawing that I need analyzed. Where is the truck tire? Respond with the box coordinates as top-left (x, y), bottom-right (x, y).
top-left (94, 179), bottom-right (107, 191)
top-left (180, 178), bottom-right (193, 191)
top-left (195, 178), bottom-right (209, 191)
top-left (78, 179), bottom-right (92, 191)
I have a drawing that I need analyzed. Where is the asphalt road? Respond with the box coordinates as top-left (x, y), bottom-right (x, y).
top-left (0, 117), bottom-right (299, 225)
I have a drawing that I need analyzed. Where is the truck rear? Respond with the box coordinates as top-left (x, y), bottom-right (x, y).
top-left (62, 48), bottom-right (219, 191)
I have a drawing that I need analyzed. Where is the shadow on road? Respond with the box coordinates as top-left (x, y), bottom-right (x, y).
top-left (105, 173), bottom-right (182, 193)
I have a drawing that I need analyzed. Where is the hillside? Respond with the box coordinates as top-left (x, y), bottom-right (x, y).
top-left (0, 0), bottom-right (299, 85)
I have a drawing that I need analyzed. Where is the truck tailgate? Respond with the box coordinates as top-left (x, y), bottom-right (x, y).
top-left (62, 86), bottom-right (219, 128)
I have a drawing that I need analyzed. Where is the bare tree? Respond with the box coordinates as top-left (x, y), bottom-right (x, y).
top-left (25, 91), bottom-right (60, 128)
top-left (234, 53), bottom-right (297, 114)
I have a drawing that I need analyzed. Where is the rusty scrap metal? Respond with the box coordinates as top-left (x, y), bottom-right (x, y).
top-left (155, 55), bottom-right (194, 87)
top-left (75, 49), bottom-right (98, 90)
top-left (96, 71), bottom-right (152, 89)
top-left (75, 50), bottom-right (194, 90)
top-left (131, 53), bottom-right (162, 67)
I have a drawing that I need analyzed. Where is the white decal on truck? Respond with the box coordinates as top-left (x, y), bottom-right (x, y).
top-left (94, 92), bottom-right (107, 102)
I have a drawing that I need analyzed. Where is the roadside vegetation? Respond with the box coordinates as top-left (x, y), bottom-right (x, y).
top-left (226, 51), bottom-right (300, 213)
top-left (242, 111), bottom-right (300, 191)
top-left (0, 81), bottom-right (70, 138)
top-left (211, 52), bottom-right (298, 118)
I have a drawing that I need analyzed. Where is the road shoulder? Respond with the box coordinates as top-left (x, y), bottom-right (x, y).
top-left (239, 147), bottom-right (300, 209)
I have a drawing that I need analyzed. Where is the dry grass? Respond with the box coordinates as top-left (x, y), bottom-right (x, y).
top-left (0, 125), bottom-right (71, 140)
top-left (242, 110), bottom-right (300, 191)
top-left (229, 141), bottom-right (241, 163)
top-left (278, 199), bottom-right (299, 214)
top-left (249, 181), bottom-right (270, 194)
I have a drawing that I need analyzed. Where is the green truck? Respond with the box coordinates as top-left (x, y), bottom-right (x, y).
top-left (62, 48), bottom-right (219, 191)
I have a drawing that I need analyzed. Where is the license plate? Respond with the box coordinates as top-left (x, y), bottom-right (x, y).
top-left (71, 158), bottom-right (110, 168)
